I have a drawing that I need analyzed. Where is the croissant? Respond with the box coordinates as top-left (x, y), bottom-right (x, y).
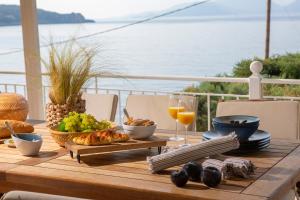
top-left (111, 132), bottom-right (129, 142)
top-left (73, 132), bottom-right (112, 146)
top-left (72, 134), bottom-right (87, 145)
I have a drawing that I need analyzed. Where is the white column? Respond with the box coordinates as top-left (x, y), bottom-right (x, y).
top-left (20, 0), bottom-right (44, 119)
top-left (249, 61), bottom-right (263, 100)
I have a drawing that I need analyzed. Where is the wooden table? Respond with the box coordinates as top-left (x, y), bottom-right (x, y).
top-left (0, 122), bottom-right (300, 200)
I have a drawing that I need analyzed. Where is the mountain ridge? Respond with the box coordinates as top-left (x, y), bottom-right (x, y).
top-left (0, 4), bottom-right (94, 26)
top-left (121, 0), bottom-right (300, 20)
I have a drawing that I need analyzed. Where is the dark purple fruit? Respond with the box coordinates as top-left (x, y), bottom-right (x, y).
top-left (171, 170), bottom-right (189, 187)
top-left (202, 167), bottom-right (222, 188)
top-left (183, 161), bottom-right (202, 181)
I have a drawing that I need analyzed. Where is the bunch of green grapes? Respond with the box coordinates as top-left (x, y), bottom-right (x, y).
top-left (58, 112), bottom-right (112, 132)
top-left (79, 113), bottom-right (99, 132)
top-left (96, 120), bottom-right (112, 131)
top-left (60, 112), bottom-right (81, 132)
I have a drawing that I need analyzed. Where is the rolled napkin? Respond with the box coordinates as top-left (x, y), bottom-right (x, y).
top-left (223, 158), bottom-right (255, 178)
top-left (147, 134), bottom-right (239, 173)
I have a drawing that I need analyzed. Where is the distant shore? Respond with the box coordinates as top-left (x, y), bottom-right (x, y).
top-left (0, 4), bottom-right (95, 27)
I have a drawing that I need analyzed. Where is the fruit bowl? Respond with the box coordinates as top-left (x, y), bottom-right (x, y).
top-left (212, 115), bottom-right (259, 141)
top-left (50, 128), bottom-right (92, 147)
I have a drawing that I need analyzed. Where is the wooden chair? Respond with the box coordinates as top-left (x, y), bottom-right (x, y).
top-left (216, 100), bottom-right (300, 139)
top-left (83, 93), bottom-right (118, 121)
top-left (125, 94), bottom-right (198, 131)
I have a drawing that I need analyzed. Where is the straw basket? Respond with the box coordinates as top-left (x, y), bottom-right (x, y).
top-left (0, 93), bottom-right (28, 121)
top-left (50, 128), bottom-right (92, 147)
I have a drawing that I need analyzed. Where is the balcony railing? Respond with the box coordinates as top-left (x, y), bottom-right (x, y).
top-left (0, 61), bottom-right (300, 129)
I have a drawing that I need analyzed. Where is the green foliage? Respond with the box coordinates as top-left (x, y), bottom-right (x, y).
top-left (233, 53), bottom-right (300, 78)
top-left (186, 52), bottom-right (300, 131)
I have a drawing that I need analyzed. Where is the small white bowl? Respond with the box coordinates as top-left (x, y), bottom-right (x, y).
top-left (122, 123), bottom-right (157, 139)
top-left (12, 134), bottom-right (43, 156)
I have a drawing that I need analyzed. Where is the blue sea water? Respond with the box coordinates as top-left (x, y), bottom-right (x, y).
top-left (0, 18), bottom-right (299, 92)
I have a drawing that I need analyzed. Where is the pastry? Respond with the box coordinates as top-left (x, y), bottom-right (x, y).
top-left (72, 134), bottom-right (87, 145)
top-left (111, 132), bottom-right (130, 142)
top-left (98, 129), bottom-right (129, 142)
top-left (72, 129), bottom-right (129, 145)
top-left (0, 120), bottom-right (34, 138)
top-left (73, 132), bottom-right (112, 146)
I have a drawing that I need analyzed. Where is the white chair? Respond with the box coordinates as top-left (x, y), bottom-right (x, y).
top-left (125, 95), bottom-right (198, 131)
top-left (83, 93), bottom-right (118, 121)
top-left (0, 191), bottom-right (87, 200)
top-left (216, 100), bottom-right (300, 139)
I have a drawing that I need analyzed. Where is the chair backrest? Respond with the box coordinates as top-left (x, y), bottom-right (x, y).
top-left (83, 93), bottom-right (118, 121)
top-left (216, 100), bottom-right (300, 139)
top-left (125, 95), bottom-right (198, 131)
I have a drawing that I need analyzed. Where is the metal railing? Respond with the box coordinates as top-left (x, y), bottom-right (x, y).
top-left (0, 61), bottom-right (300, 129)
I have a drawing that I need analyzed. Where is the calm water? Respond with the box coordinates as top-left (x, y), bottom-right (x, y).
top-left (0, 19), bottom-right (300, 92)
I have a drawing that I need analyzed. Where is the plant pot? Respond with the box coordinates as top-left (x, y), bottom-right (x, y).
top-left (45, 99), bottom-right (86, 128)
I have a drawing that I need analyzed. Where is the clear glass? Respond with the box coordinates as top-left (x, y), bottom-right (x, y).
top-left (177, 97), bottom-right (196, 147)
top-left (168, 95), bottom-right (184, 141)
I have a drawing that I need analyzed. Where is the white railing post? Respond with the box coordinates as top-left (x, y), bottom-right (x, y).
top-left (249, 61), bottom-right (263, 100)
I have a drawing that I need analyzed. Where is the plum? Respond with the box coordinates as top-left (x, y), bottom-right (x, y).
top-left (183, 161), bottom-right (202, 181)
top-left (171, 170), bottom-right (189, 187)
top-left (202, 167), bottom-right (222, 188)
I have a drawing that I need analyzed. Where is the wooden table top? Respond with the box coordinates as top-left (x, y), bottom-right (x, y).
top-left (0, 122), bottom-right (300, 200)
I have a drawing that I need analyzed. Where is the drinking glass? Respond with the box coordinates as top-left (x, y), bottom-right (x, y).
top-left (177, 98), bottom-right (196, 147)
top-left (168, 95), bottom-right (184, 141)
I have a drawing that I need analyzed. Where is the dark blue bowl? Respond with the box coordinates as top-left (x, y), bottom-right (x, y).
top-left (213, 115), bottom-right (259, 126)
top-left (212, 115), bottom-right (260, 141)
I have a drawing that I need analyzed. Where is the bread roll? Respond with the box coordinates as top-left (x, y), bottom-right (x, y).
top-left (0, 120), bottom-right (34, 138)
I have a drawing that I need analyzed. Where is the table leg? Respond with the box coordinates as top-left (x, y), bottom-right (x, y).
top-left (76, 154), bottom-right (81, 163)
top-left (158, 146), bottom-right (162, 154)
top-left (70, 151), bottom-right (73, 158)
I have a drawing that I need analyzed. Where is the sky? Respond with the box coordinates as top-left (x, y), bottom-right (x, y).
top-left (0, 0), bottom-right (297, 19)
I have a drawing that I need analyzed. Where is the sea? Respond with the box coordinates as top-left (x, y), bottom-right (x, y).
top-left (0, 18), bottom-right (300, 93)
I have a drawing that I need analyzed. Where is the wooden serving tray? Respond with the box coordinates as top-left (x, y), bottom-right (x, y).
top-left (65, 136), bottom-right (167, 163)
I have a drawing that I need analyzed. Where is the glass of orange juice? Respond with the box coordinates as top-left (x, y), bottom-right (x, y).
top-left (177, 98), bottom-right (196, 147)
top-left (168, 95), bottom-right (184, 141)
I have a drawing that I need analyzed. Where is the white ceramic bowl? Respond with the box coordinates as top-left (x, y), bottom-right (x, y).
top-left (122, 123), bottom-right (157, 139)
top-left (12, 134), bottom-right (43, 156)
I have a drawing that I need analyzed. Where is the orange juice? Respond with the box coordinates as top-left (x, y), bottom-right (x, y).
top-left (168, 106), bottom-right (185, 119)
top-left (177, 112), bottom-right (195, 125)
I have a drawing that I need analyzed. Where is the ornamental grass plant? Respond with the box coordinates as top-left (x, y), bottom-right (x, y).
top-left (42, 39), bottom-right (108, 127)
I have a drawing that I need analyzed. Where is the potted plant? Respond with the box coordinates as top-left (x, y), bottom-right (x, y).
top-left (43, 40), bottom-right (99, 128)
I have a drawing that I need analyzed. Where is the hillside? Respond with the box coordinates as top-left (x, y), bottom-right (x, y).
top-left (0, 4), bottom-right (94, 26)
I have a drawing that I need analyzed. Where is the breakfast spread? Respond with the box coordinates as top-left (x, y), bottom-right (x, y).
top-left (124, 118), bottom-right (155, 126)
top-left (72, 129), bottom-right (129, 146)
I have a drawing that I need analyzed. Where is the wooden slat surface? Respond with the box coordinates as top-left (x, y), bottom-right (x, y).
top-left (0, 122), bottom-right (299, 200)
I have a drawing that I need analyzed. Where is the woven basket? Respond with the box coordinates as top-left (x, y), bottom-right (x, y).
top-left (0, 93), bottom-right (28, 121)
top-left (50, 128), bottom-right (92, 147)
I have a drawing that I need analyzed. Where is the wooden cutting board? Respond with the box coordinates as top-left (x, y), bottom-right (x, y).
top-left (65, 136), bottom-right (167, 163)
